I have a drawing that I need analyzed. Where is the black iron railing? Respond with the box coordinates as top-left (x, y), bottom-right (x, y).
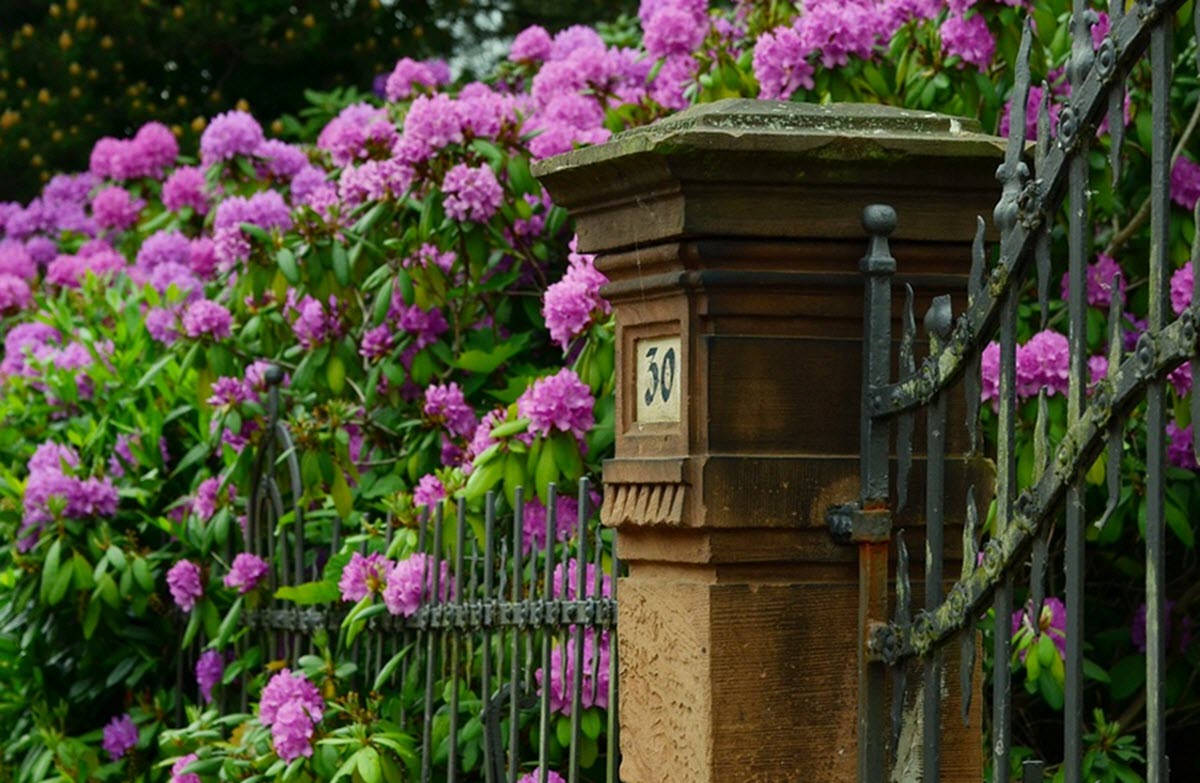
top-left (851, 1), bottom-right (1197, 781)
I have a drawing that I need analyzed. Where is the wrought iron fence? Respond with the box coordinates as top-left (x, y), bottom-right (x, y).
top-left (852, 1), bottom-right (1197, 781)
top-left (179, 368), bottom-right (621, 783)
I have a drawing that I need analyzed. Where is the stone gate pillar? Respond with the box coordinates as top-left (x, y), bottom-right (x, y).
top-left (534, 99), bottom-right (1003, 783)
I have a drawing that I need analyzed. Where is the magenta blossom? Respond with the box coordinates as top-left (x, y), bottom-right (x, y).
top-left (338, 552), bottom-right (392, 602)
top-left (441, 163), bottom-right (504, 223)
top-left (167, 560), bottom-right (204, 612)
top-left (195, 650), bottom-right (224, 704)
top-left (102, 713), bottom-right (139, 760)
top-left (223, 553), bottom-right (270, 594)
top-left (183, 299), bottom-right (233, 340)
top-left (382, 552), bottom-right (454, 617)
top-left (170, 754), bottom-right (201, 783)
top-left (517, 369), bottom-right (595, 441)
top-left (1011, 597), bottom-right (1067, 663)
top-left (413, 473), bottom-right (447, 510)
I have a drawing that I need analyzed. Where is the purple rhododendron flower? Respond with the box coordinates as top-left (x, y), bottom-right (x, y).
top-left (102, 713), bottom-right (138, 760)
top-left (183, 299), bottom-right (233, 340)
top-left (550, 557), bottom-right (613, 600)
top-left (510, 26), bottom-right (553, 63)
top-left (535, 631), bottom-right (611, 715)
top-left (259, 669), bottom-right (324, 761)
top-left (753, 24), bottom-right (815, 100)
top-left (92, 186), bottom-right (144, 231)
top-left (272, 700), bottom-right (317, 761)
top-left (195, 650), bottom-right (224, 704)
top-left (1011, 597), bottom-right (1067, 662)
top-left (517, 369), bottom-right (595, 441)
top-left (384, 57), bottom-right (447, 102)
top-left (224, 553), bottom-right (270, 594)
top-left (1170, 264), bottom-right (1193, 316)
top-left (543, 238), bottom-right (611, 350)
top-left (642, 0), bottom-right (709, 59)
top-left (424, 382), bottom-right (478, 439)
top-left (1170, 156), bottom-right (1200, 211)
top-left (318, 103), bottom-right (399, 167)
top-left (170, 753), bottom-right (201, 783)
top-left (338, 552), bottom-right (392, 602)
top-left (1060, 253), bottom-right (1125, 309)
top-left (0, 275), bottom-right (33, 312)
top-left (162, 166), bottom-right (210, 214)
top-left (441, 163), bottom-right (503, 223)
top-left (522, 496), bottom-right (582, 555)
top-left (413, 473), bottom-right (447, 509)
top-left (518, 771), bottom-right (567, 783)
top-left (200, 110), bottom-right (265, 165)
top-left (941, 12), bottom-right (995, 70)
top-left (1166, 421), bottom-right (1198, 470)
top-left (1016, 330), bottom-right (1069, 398)
top-left (167, 559), bottom-right (203, 612)
top-left (382, 552), bottom-right (453, 617)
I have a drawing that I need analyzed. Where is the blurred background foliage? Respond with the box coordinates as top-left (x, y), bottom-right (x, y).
top-left (0, 0), bottom-right (633, 201)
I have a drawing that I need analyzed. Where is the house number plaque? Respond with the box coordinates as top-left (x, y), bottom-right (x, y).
top-left (635, 335), bottom-right (681, 424)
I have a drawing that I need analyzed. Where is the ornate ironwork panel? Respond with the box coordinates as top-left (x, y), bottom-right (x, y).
top-left (852, 1), bottom-right (1197, 780)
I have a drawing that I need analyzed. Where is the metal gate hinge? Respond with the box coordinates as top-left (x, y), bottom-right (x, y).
top-left (826, 503), bottom-right (892, 544)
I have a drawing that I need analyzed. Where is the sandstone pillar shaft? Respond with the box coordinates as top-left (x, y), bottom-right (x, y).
top-left (535, 99), bottom-right (1004, 783)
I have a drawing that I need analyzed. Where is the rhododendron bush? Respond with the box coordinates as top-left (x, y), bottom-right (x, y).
top-left (1, 0), bottom-right (1199, 780)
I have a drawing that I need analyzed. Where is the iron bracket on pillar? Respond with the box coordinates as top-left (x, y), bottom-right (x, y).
top-left (826, 502), bottom-right (892, 544)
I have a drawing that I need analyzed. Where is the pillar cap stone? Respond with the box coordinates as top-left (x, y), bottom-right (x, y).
top-left (533, 98), bottom-right (1006, 253)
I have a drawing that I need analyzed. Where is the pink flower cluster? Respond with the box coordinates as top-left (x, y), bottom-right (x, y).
top-left (167, 559), bottom-right (204, 612)
top-left (542, 237), bottom-right (610, 350)
top-left (382, 552), bottom-right (454, 617)
top-left (102, 713), bottom-right (138, 760)
top-left (517, 368), bottom-right (596, 442)
top-left (20, 441), bottom-right (119, 551)
top-left (195, 650), bottom-right (224, 704)
top-left (223, 552), bottom-right (270, 594)
top-left (535, 631), bottom-right (612, 715)
top-left (90, 122), bottom-right (179, 181)
top-left (259, 669), bottom-right (325, 762)
top-left (424, 382), bottom-right (478, 439)
top-left (338, 552), bottom-right (392, 602)
top-left (979, 330), bottom-right (1072, 409)
top-left (1061, 254), bottom-right (1125, 309)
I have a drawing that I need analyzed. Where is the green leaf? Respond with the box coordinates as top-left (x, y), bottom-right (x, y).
top-left (275, 580), bottom-right (341, 605)
top-left (534, 441), bottom-right (559, 503)
top-left (332, 243), bottom-right (351, 286)
top-left (581, 708), bottom-right (602, 740)
top-left (373, 646), bottom-right (413, 691)
top-left (83, 599), bottom-right (101, 640)
top-left (1109, 655), bottom-right (1146, 701)
top-left (372, 278), bottom-right (395, 326)
top-left (132, 557), bottom-right (155, 592)
top-left (488, 417), bottom-right (529, 440)
top-left (357, 747), bottom-right (382, 783)
top-left (462, 457), bottom-right (504, 501)
top-left (40, 538), bottom-right (63, 602)
top-left (135, 353), bottom-right (177, 390)
top-left (216, 596), bottom-right (243, 649)
top-left (277, 247), bottom-right (301, 285)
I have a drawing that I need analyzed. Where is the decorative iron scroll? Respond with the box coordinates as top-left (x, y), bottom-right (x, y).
top-left (852, 1), bottom-right (1197, 781)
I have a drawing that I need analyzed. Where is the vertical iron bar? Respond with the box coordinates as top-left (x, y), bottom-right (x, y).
top-left (482, 492), bottom-right (497, 783)
top-left (924, 344), bottom-right (946, 782)
top-left (421, 503), bottom-right (444, 783)
top-left (509, 489), bottom-right (524, 783)
top-left (539, 485), bottom-right (558, 783)
top-left (1146, 17), bottom-right (1172, 782)
top-left (858, 204), bottom-right (896, 783)
top-left (568, 481), bottom-right (589, 783)
top-left (1064, 4), bottom-right (1094, 775)
top-left (992, 286), bottom-right (1019, 783)
top-left (447, 499), bottom-right (466, 783)
top-left (606, 536), bottom-right (620, 783)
